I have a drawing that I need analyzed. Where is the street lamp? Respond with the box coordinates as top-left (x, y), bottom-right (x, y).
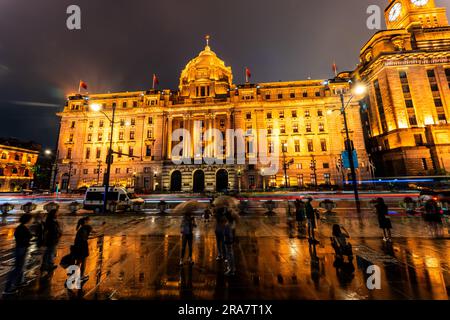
top-left (328, 81), bottom-right (367, 212)
top-left (44, 149), bottom-right (60, 193)
top-left (261, 168), bottom-right (266, 192)
top-left (90, 102), bottom-right (116, 213)
top-left (282, 143), bottom-right (294, 189)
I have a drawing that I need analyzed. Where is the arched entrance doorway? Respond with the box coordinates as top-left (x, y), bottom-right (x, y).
top-left (193, 170), bottom-right (205, 193)
top-left (170, 170), bottom-right (182, 192)
top-left (61, 173), bottom-right (69, 192)
top-left (216, 169), bottom-right (228, 192)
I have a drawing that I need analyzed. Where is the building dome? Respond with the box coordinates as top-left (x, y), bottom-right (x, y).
top-left (179, 37), bottom-right (233, 99)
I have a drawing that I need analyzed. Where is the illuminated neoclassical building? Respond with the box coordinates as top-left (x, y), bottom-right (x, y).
top-left (56, 40), bottom-right (372, 193)
top-left (355, 0), bottom-right (450, 176)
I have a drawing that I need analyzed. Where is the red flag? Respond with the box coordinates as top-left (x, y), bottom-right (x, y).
top-left (245, 67), bottom-right (251, 83)
top-left (152, 74), bottom-right (159, 89)
top-left (79, 80), bottom-right (88, 90)
top-left (332, 62), bottom-right (338, 76)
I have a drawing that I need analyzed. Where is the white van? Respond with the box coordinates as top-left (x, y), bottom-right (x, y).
top-left (83, 186), bottom-right (145, 213)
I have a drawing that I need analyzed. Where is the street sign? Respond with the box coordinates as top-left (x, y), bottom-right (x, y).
top-left (341, 150), bottom-right (359, 169)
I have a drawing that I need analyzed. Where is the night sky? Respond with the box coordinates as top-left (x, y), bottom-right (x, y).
top-left (1, 0), bottom-right (449, 148)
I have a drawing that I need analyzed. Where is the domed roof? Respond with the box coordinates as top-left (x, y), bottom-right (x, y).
top-left (179, 37), bottom-right (233, 95)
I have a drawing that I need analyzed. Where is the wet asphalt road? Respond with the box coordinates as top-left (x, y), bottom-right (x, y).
top-left (0, 201), bottom-right (449, 300)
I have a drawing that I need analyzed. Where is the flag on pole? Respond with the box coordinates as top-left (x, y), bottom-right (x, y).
top-left (245, 67), bottom-right (251, 83)
top-left (78, 80), bottom-right (88, 93)
top-left (332, 62), bottom-right (338, 77)
top-left (152, 74), bottom-right (159, 89)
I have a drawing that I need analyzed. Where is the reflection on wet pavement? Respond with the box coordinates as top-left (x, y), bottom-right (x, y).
top-left (0, 210), bottom-right (449, 300)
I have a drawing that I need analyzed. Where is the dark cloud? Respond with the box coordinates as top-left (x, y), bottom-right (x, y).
top-left (0, 0), bottom-right (449, 148)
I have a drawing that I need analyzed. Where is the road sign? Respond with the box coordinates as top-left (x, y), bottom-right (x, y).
top-left (341, 150), bottom-right (359, 169)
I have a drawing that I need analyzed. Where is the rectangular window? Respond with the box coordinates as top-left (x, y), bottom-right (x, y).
top-left (246, 112), bottom-right (252, 120)
top-left (414, 134), bottom-right (424, 146)
top-left (147, 129), bottom-right (153, 139)
top-left (120, 119), bottom-right (125, 127)
top-left (290, 92), bottom-right (295, 98)
top-left (266, 112), bottom-right (272, 119)
top-left (374, 80), bottom-right (387, 133)
top-left (421, 158), bottom-right (428, 170)
top-left (87, 133), bottom-right (92, 142)
top-left (315, 91), bottom-right (320, 97)
top-left (85, 148), bottom-right (90, 159)
top-left (99, 120), bottom-right (104, 128)
top-left (291, 110), bottom-right (297, 118)
top-left (267, 125), bottom-right (272, 135)
top-left (434, 98), bottom-right (443, 107)
top-left (98, 132), bottom-right (103, 142)
top-left (130, 131), bottom-right (135, 140)
top-left (317, 110), bottom-right (323, 117)
top-left (310, 174), bottom-right (317, 186)
top-left (320, 139), bottom-right (327, 151)
top-left (119, 132), bottom-right (124, 140)
top-left (133, 101), bottom-right (138, 108)
top-left (305, 110), bottom-right (310, 118)
top-left (302, 92), bottom-right (308, 98)
top-left (122, 101), bottom-right (127, 108)
top-left (324, 173), bottom-right (331, 185)
top-left (292, 123), bottom-right (299, 133)
top-left (278, 93), bottom-right (283, 99)
top-left (279, 111), bottom-right (284, 119)
top-left (70, 121), bottom-right (76, 129)
top-left (307, 139), bottom-right (314, 152)
top-left (399, 71), bottom-right (407, 79)
top-left (323, 162), bottom-right (330, 169)
top-left (67, 148), bottom-right (72, 159)
top-left (318, 122), bottom-right (325, 132)
top-left (129, 147), bottom-right (134, 157)
top-left (265, 94), bottom-right (271, 100)
top-left (118, 147), bottom-right (122, 158)
top-left (437, 113), bottom-right (447, 123)
top-left (69, 134), bottom-right (73, 142)
top-left (148, 117), bottom-right (153, 125)
top-left (409, 115), bottom-right (418, 126)
top-left (282, 141), bottom-right (287, 153)
top-left (115, 168), bottom-right (121, 174)
top-left (89, 121), bottom-right (93, 128)
top-left (146, 145), bottom-right (152, 157)
top-left (83, 169), bottom-right (88, 175)
top-left (131, 118), bottom-right (136, 126)
top-left (405, 99), bottom-right (414, 108)
top-left (306, 123), bottom-right (312, 133)
top-left (294, 140), bottom-right (300, 153)
top-left (96, 148), bottom-right (101, 159)
top-left (280, 124), bottom-right (286, 134)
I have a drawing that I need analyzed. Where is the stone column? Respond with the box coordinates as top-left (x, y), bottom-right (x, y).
top-left (167, 116), bottom-right (173, 159)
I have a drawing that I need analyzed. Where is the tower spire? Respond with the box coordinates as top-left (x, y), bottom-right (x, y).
top-left (205, 34), bottom-right (210, 47)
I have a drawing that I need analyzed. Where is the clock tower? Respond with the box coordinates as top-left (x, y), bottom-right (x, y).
top-left (385, 0), bottom-right (449, 30)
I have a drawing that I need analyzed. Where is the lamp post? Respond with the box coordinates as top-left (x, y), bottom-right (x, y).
top-left (66, 161), bottom-right (73, 193)
top-left (237, 169), bottom-right (242, 193)
top-left (90, 102), bottom-right (116, 213)
top-left (96, 160), bottom-right (102, 185)
top-left (45, 149), bottom-right (59, 193)
top-left (261, 168), bottom-right (266, 191)
top-left (282, 143), bottom-right (294, 189)
top-left (326, 81), bottom-right (366, 212)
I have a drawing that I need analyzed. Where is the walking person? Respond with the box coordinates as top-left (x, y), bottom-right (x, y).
top-left (71, 217), bottom-right (93, 283)
top-left (374, 198), bottom-right (392, 241)
top-left (223, 215), bottom-right (236, 276)
top-left (179, 211), bottom-right (196, 266)
top-left (214, 207), bottom-right (226, 261)
top-left (305, 197), bottom-right (318, 243)
top-left (41, 209), bottom-right (62, 275)
top-left (3, 214), bottom-right (33, 295)
top-left (294, 199), bottom-right (306, 236)
top-left (203, 205), bottom-right (212, 223)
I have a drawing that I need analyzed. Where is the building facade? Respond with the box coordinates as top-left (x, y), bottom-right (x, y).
top-left (0, 138), bottom-right (40, 192)
top-left (355, 0), bottom-right (450, 176)
top-left (56, 41), bottom-right (371, 193)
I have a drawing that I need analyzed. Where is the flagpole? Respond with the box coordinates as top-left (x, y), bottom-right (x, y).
top-left (78, 81), bottom-right (81, 94)
top-left (245, 67), bottom-right (248, 83)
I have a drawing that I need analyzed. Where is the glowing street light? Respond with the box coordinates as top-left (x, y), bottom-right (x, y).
top-left (352, 83), bottom-right (367, 97)
top-left (89, 103), bottom-right (102, 112)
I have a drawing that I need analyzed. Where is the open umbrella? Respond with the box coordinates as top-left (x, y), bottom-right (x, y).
top-left (172, 200), bottom-right (208, 216)
top-left (213, 196), bottom-right (239, 210)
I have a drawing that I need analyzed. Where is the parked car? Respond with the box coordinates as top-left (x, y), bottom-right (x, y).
top-left (83, 186), bottom-right (144, 213)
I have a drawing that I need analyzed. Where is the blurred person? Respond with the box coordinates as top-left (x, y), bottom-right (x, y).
top-left (223, 216), bottom-right (236, 276)
top-left (214, 207), bottom-right (226, 260)
top-left (3, 214), bottom-right (33, 295)
top-left (294, 199), bottom-right (306, 235)
top-left (179, 211), bottom-right (196, 266)
top-left (374, 198), bottom-right (392, 241)
top-left (41, 209), bottom-right (63, 275)
top-left (71, 217), bottom-right (93, 283)
top-left (305, 197), bottom-right (318, 243)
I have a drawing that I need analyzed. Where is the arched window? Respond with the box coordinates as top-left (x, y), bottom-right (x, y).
top-left (12, 167), bottom-right (18, 174)
top-left (24, 169), bottom-right (30, 177)
top-left (0, 167), bottom-right (4, 176)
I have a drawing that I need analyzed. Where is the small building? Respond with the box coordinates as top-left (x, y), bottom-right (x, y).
top-left (0, 138), bottom-right (40, 192)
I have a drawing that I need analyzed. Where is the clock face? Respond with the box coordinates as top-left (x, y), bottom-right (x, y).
top-left (411, 0), bottom-right (429, 7)
top-left (389, 2), bottom-right (402, 22)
